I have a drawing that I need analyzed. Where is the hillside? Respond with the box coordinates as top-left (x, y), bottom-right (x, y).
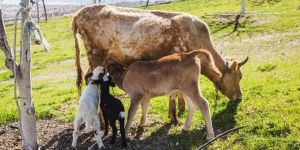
top-left (0, 0), bottom-right (300, 149)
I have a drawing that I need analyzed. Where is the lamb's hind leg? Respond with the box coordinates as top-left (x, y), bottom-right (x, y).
top-left (110, 120), bottom-right (117, 144)
top-left (94, 115), bottom-right (104, 149)
top-left (185, 88), bottom-right (214, 140)
top-left (119, 118), bottom-right (127, 148)
top-left (72, 115), bottom-right (82, 148)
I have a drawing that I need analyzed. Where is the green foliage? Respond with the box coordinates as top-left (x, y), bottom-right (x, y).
top-left (257, 64), bottom-right (277, 72)
top-left (0, 0), bottom-right (299, 149)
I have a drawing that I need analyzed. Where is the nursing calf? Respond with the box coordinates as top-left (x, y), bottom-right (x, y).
top-left (108, 49), bottom-right (221, 140)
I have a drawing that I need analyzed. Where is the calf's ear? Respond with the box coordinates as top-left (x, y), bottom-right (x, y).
top-left (230, 61), bottom-right (238, 71)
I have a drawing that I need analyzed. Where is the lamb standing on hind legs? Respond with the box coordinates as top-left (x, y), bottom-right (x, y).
top-left (108, 49), bottom-right (221, 140)
top-left (72, 66), bottom-right (106, 149)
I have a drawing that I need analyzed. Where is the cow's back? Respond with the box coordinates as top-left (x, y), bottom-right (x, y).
top-left (73, 5), bottom-right (212, 68)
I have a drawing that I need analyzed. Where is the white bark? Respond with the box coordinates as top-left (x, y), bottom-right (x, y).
top-left (19, 0), bottom-right (38, 149)
top-left (241, 0), bottom-right (246, 15)
top-left (0, 0), bottom-right (38, 149)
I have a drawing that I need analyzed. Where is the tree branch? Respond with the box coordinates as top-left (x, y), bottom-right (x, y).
top-left (0, 9), bottom-right (16, 73)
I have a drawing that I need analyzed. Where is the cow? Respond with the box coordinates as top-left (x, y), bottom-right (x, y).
top-left (72, 4), bottom-right (248, 124)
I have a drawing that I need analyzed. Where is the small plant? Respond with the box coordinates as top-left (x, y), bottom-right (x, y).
top-left (257, 64), bottom-right (277, 72)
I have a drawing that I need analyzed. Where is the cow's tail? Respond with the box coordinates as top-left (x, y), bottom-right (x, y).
top-left (72, 17), bottom-right (83, 95)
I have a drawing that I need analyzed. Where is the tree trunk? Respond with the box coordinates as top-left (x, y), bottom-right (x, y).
top-left (146, 0), bottom-right (150, 8)
top-left (241, 0), bottom-right (246, 15)
top-left (0, 0), bottom-right (38, 149)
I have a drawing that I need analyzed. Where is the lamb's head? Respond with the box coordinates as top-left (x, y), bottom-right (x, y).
top-left (101, 74), bottom-right (116, 87)
top-left (90, 66), bottom-right (106, 81)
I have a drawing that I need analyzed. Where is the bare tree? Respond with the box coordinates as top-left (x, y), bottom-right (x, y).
top-left (233, 0), bottom-right (246, 32)
top-left (0, 0), bottom-right (48, 149)
top-left (146, 0), bottom-right (150, 8)
top-left (41, 0), bottom-right (47, 21)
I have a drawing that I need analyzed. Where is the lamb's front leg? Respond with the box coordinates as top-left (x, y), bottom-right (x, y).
top-left (109, 120), bottom-right (117, 145)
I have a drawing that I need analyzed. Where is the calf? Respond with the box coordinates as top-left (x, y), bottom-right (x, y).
top-left (93, 71), bottom-right (127, 148)
top-left (72, 66), bottom-right (106, 149)
top-left (108, 49), bottom-right (221, 140)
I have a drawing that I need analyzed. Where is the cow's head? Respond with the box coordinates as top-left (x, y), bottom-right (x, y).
top-left (216, 57), bottom-right (248, 102)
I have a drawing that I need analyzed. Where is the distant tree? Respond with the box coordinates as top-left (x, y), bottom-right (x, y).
top-left (146, 0), bottom-right (150, 7)
top-left (233, 0), bottom-right (246, 31)
top-left (241, 0), bottom-right (245, 15)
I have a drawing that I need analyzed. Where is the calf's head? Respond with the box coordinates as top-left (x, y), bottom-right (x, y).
top-left (217, 57), bottom-right (248, 102)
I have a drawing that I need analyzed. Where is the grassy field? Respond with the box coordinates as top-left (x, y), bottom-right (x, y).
top-left (0, 0), bottom-right (300, 149)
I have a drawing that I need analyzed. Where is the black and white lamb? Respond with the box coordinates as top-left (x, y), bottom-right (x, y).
top-left (94, 73), bottom-right (127, 148)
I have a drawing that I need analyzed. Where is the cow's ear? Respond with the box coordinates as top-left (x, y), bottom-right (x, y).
top-left (229, 61), bottom-right (238, 71)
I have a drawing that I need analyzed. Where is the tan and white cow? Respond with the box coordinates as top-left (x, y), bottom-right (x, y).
top-left (72, 4), bottom-right (248, 124)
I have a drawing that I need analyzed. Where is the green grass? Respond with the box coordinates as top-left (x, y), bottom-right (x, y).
top-left (0, 0), bottom-right (300, 149)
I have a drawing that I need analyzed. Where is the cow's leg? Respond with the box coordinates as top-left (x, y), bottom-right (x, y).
top-left (72, 115), bottom-right (82, 148)
top-left (125, 97), bottom-right (140, 135)
top-left (185, 86), bottom-right (214, 140)
top-left (169, 94), bottom-right (178, 125)
top-left (177, 93), bottom-right (186, 116)
top-left (182, 97), bottom-right (196, 131)
top-left (139, 98), bottom-right (150, 127)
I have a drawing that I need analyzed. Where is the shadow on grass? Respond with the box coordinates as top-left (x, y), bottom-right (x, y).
top-left (130, 101), bottom-right (240, 150)
top-left (42, 101), bottom-right (240, 150)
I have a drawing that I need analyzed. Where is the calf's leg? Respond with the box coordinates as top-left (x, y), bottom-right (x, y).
top-left (125, 97), bottom-right (141, 134)
top-left (182, 98), bottom-right (196, 131)
top-left (139, 98), bottom-right (150, 127)
top-left (185, 85), bottom-right (214, 140)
